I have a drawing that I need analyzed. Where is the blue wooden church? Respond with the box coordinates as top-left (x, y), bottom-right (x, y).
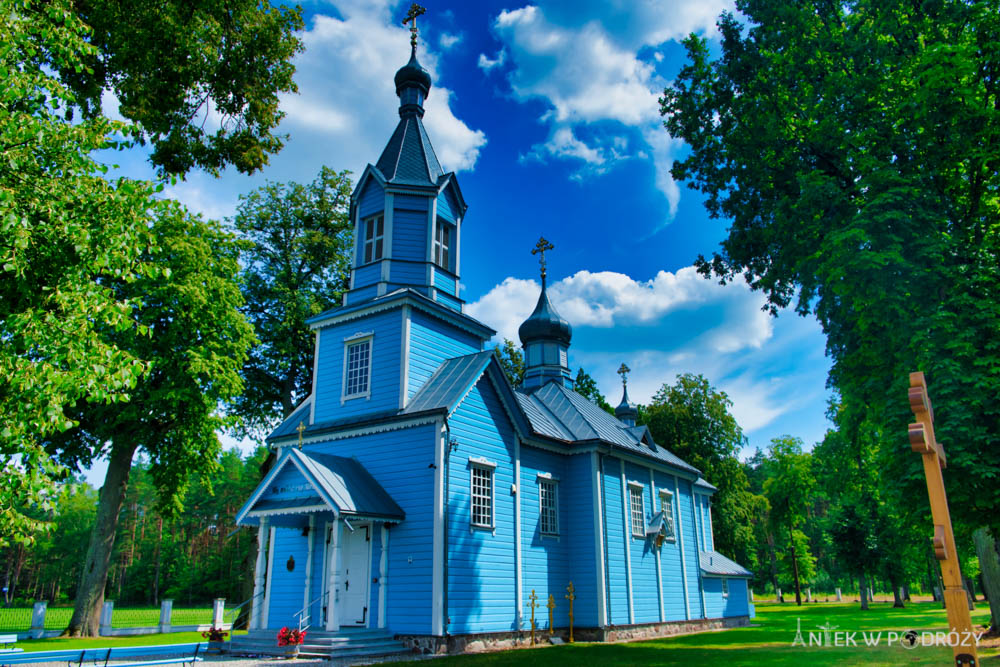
top-left (234, 20), bottom-right (752, 656)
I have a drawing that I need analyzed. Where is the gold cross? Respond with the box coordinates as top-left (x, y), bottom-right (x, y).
top-left (565, 582), bottom-right (575, 643)
top-left (402, 3), bottom-right (426, 48)
top-left (617, 362), bottom-right (631, 387)
top-left (296, 420), bottom-right (306, 449)
top-left (531, 236), bottom-right (554, 284)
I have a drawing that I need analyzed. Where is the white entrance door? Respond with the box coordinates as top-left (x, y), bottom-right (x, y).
top-left (340, 523), bottom-right (371, 625)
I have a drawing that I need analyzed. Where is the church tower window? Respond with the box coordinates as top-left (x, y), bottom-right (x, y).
top-left (343, 336), bottom-right (372, 399)
top-left (629, 484), bottom-right (645, 537)
top-left (363, 215), bottom-right (384, 264)
top-left (470, 465), bottom-right (494, 528)
top-left (433, 219), bottom-right (451, 270)
top-left (539, 478), bottom-right (559, 535)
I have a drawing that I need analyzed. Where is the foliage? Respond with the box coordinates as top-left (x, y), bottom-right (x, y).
top-left (37, 0), bottom-right (304, 176)
top-left (201, 627), bottom-right (228, 642)
top-left (228, 167), bottom-right (353, 436)
top-left (494, 339), bottom-right (524, 388)
top-left (641, 374), bottom-right (757, 569)
top-left (573, 368), bottom-right (614, 414)
top-left (276, 627), bottom-right (306, 646)
top-left (661, 0), bottom-right (1000, 543)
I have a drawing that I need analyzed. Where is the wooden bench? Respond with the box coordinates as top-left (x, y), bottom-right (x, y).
top-left (0, 635), bottom-right (21, 654)
top-left (0, 642), bottom-right (203, 667)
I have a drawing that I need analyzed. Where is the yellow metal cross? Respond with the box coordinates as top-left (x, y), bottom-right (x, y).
top-left (564, 581), bottom-right (575, 643)
top-left (296, 420), bottom-right (306, 449)
top-left (527, 589), bottom-right (538, 645)
top-left (617, 362), bottom-right (631, 387)
top-left (531, 237), bottom-right (554, 283)
top-left (402, 3), bottom-right (426, 48)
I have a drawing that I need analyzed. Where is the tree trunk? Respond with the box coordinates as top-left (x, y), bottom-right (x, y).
top-left (65, 441), bottom-right (138, 637)
top-left (789, 527), bottom-right (802, 605)
top-left (973, 528), bottom-right (1000, 634)
top-left (903, 583), bottom-right (911, 602)
top-left (859, 573), bottom-right (869, 611)
top-left (153, 516), bottom-right (163, 606)
top-left (892, 584), bottom-right (904, 608)
top-left (766, 531), bottom-right (780, 600)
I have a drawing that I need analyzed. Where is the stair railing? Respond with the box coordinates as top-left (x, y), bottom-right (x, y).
top-left (225, 590), bottom-right (265, 631)
top-left (294, 595), bottom-right (324, 633)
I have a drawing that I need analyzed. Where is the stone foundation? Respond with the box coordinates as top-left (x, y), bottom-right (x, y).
top-left (397, 615), bottom-right (751, 655)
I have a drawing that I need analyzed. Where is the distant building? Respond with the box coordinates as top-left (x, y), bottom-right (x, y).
top-left (235, 24), bottom-right (752, 655)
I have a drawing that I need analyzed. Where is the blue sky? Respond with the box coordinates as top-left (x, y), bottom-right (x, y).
top-left (86, 0), bottom-right (833, 484)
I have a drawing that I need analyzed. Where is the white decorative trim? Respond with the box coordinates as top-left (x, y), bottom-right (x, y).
top-left (537, 476), bottom-right (559, 536)
top-left (426, 197), bottom-right (436, 286)
top-left (627, 480), bottom-right (645, 490)
top-left (514, 438), bottom-right (523, 630)
top-left (454, 214), bottom-right (461, 286)
top-left (399, 306), bottom-right (411, 409)
top-left (308, 293), bottom-right (493, 340)
top-left (707, 500), bottom-right (715, 551)
top-left (344, 330), bottom-right (374, 342)
top-left (620, 459), bottom-right (634, 624)
top-left (674, 475), bottom-right (691, 621)
top-left (262, 525), bottom-right (275, 629)
top-left (535, 471), bottom-right (559, 481)
top-left (303, 515), bottom-right (316, 621)
top-left (468, 462), bottom-right (496, 531)
top-left (325, 519), bottom-right (340, 630)
top-left (310, 333), bottom-right (320, 425)
top-left (274, 414), bottom-right (440, 448)
top-left (651, 469), bottom-right (664, 623)
top-left (592, 452), bottom-right (607, 626)
top-left (341, 335), bottom-right (374, 403)
top-left (468, 456), bottom-right (497, 469)
top-left (378, 524), bottom-right (388, 628)
top-left (691, 489), bottom-right (707, 618)
top-left (383, 193), bottom-right (394, 266)
top-left (251, 517), bottom-right (269, 630)
top-left (247, 504), bottom-right (328, 518)
top-left (431, 419), bottom-right (444, 636)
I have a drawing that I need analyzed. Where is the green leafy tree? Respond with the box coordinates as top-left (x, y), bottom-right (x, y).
top-left (228, 167), bottom-right (353, 435)
top-left (574, 368), bottom-right (614, 414)
top-left (763, 437), bottom-right (815, 606)
top-left (41, 0), bottom-right (304, 176)
top-left (48, 205), bottom-right (255, 636)
top-left (494, 339), bottom-right (525, 388)
top-left (642, 374), bottom-right (757, 570)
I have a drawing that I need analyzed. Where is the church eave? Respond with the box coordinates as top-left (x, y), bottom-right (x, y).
top-left (266, 406), bottom-right (446, 446)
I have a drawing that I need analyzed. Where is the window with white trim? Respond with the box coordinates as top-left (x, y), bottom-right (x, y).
top-left (629, 485), bottom-right (645, 537)
top-left (539, 479), bottom-right (558, 535)
top-left (659, 490), bottom-right (676, 540)
top-left (433, 219), bottom-right (451, 270)
top-left (343, 338), bottom-right (371, 398)
top-left (722, 578), bottom-right (730, 598)
top-left (471, 466), bottom-right (493, 528)
top-left (363, 215), bottom-right (384, 263)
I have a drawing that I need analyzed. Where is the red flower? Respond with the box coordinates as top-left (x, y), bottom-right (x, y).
top-left (276, 626), bottom-right (307, 646)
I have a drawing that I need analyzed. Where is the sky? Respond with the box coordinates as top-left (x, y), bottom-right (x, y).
top-left (85, 0), bottom-right (833, 485)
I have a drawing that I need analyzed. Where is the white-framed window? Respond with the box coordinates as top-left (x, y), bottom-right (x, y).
top-left (538, 479), bottom-right (559, 535)
top-left (722, 578), bottom-right (730, 598)
top-left (363, 214), bottom-right (384, 263)
top-left (433, 219), bottom-right (451, 270)
top-left (471, 465), bottom-right (494, 528)
top-left (628, 484), bottom-right (645, 537)
top-left (659, 490), bottom-right (676, 540)
top-left (343, 336), bottom-right (372, 399)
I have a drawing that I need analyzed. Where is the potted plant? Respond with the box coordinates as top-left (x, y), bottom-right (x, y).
top-left (201, 627), bottom-right (229, 653)
top-left (277, 626), bottom-right (307, 659)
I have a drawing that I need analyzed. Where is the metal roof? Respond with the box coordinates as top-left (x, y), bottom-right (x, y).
top-left (404, 350), bottom-right (494, 414)
top-left (375, 114), bottom-right (443, 187)
top-left (269, 399), bottom-right (312, 440)
top-left (699, 550), bottom-right (752, 577)
top-left (694, 477), bottom-right (718, 492)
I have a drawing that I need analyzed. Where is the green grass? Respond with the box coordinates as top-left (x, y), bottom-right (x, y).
top-left (13, 630), bottom-right (248, 652)
top-left (0, 606), bottom-right (213, 632)
top-left (399, 601), bottom-right (998, 666)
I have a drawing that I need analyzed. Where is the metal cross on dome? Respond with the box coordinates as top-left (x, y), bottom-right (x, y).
top-left (531, 236), bottom-right (554, 284)
top-left (402, 3), bottom-right (426, 48)
top-left (617, 362), bottom-right (631, 387)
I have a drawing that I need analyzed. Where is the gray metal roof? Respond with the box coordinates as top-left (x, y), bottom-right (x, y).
top-left (694, 477), bottom-right (718, 492)
top-left (269, 400), bottom-right (312, 440)
top-left (297, 451), bottom-right (405, 520)
top-left (404, 350), bottom-right (494, 414)
top-left (375, 114), bottom-right (443, 187)
top-left (699, 550), bottom-right (752, 577)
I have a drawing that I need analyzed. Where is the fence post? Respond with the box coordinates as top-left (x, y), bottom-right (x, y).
top-left (212, 599), bottom-right (225, 628)
top-left (748, 590), bottom-right (754, 603)
top-left (30, 601), bottom-right (47, 639)
top-left (835, 587), bottom-right (842, 602)
top-left (159, 599), bottom-right (173, 634)
top-left (99, 601), bottom-right (113, 636)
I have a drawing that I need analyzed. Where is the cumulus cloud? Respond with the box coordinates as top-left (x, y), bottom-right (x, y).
top-left (485, 1), bottom-right (733, 222)
top-left (439, 32), bottom-right (462, 50)
top-left (478, 49), bottom-right (507, 71)
top-left (466, 264), bottom-right (827, 437)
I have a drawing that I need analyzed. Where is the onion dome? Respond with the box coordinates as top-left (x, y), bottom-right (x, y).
top-left (615, 385), bottom-right (639, 423)
top-left (394, 47), bottom-right (432, 97)
top-left (518, 283), bottom-right (572, 346)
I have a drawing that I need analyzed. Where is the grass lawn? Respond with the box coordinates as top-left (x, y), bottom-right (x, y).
top-left (11, 630), bottom-right (247, 652)
top-left (402, 601), bottom-right (998, 666)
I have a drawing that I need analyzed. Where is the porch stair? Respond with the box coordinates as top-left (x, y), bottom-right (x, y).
top-left (229, 627), bottom-right (411, 660)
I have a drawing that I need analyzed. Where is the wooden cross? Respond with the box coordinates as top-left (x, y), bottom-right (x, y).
top-left (296, 420), bottom-right (306, 449)
top-left (546, 594), bottom-right (556, 636)
top-left (402, 3), bottom-right (426, 48)
top-left (617, 362), bottom-right (631, 387)
top-left (531, 237), bottom-right (554, 284)
top-left (527, 589), bottom-right (538, 645)
top-left (907, 372), bottom-right (977, 665)
top-left (564, 581), bottom-right (575, 643)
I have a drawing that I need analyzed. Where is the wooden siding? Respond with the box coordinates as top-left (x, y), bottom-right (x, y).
top-left (434, 291), bottom-right (463, 312)
top-left (601, 456), bottom-right (628, 624)
top-left (703, 576), bottom-right (748, 618)
top-left (677, 478), bottom-right (704, 618)
top-left (436, 189), bottom-right (457, 223)
top-left (352, 263), bottom-right (381, 290)
top-left (654, 471), bottom-right (686, 621)
top-left (344, 284), bottom-right (378, 306)
top-left (358, 180), bottom-right (384, 219)
top-left (446, 378), bottom-right (517, 634)
top-left (563, 453), bottom-right (599, 627)
top-left (313, 310), bottom-right (402, 422)
top-left (395, 194), bottom-right (429, 212)
top-left (407, 310), bottom-right (481, 399)
top-left (625, 461), bottom-right (659, 623)
top-left (267, 528), bottom-right (309, 629)
top-left (389, 261), bottom-right (425, 286)
top-left (432, 268), bottom-right (457, 294)
top-left (519, 447), bottom-right (570, 631)
top-left (309, 423), bottom-right (437, 634)
top-left (368, 527), bottom-right (382, 627)
top-left (392, 209), bottom-right (427, 262)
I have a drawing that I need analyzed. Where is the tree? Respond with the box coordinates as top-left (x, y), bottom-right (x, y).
top-left (228, 167), bottom-right (353, 436)
top-left (642, 374), bottom-right (757, 569)
top-left (762, 437), bottom-right (815, 606)
top-left (494, 339), bottom-right (524, 388)
top-left (47, 204), bottom-right (255, 636)
top-left (662, 0), bottom-right (1000, 618)
top-left (574, 368), bottom-right (614, 414)
top-left (41, 0), bottom-right (304, 176)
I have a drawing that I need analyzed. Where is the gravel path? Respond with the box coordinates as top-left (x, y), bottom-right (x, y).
top-left (23, 652), bottom-right (435, 667)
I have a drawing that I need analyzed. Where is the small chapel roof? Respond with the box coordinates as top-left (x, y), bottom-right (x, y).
top-left (404, 350), bottom-right (495, 414)
top-left (699, 550), bottom-right (753, 577)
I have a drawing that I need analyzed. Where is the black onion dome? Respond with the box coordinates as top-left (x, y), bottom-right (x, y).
top-left (615, 386), bottom-right (638, 420)
top-left (518, 284), bottom-right (572, 346)
top-left (394, 48), bottom-right (432, 96)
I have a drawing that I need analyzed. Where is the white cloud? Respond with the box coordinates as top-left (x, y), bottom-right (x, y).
top-left (486, 1), bottom-right (733, 222)
top-left (439, 32), bottom-right (462, 50)
top-left (478, 49), bottom-right (507, 71)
